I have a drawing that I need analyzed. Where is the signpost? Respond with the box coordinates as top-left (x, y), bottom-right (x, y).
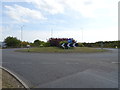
top-left (101, 42), bottom-right (103, 49)
top-left (27, 45), bottom-right (30, 52)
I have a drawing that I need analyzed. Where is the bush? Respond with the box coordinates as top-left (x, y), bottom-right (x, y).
top-left (43, 42), bottom-right (50, 47)
top-left (59, 41), bottom-right (68, 45)
top-left (21, 41), bottom-right (29, 47)
top-left (78, 43), bottom-right (84, 47)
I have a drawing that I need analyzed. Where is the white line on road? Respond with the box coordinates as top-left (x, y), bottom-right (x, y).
top-left (65, 62), bottom-right (79, 65)
top-left (111, 62), bottom-right (120, 64)
top-left (41, 63), bottom-right (57, 65)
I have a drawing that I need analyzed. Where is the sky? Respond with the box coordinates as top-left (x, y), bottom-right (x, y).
top-left (0, 0), bottom-right (119, 43)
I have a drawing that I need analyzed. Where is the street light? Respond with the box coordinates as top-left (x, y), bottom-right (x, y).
top-left (51, 28), bottom-right (53, 38)
top-left (81, 28), bottom-right (83, 42)
top-left (20, 25), bottom-right (24, 48)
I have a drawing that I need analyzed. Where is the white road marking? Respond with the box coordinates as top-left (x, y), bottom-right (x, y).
top-left (111, 62), bottom-right (120, 64)
top-left (41, 63), bottom-right (57, 65)
top-left (66, 62), bottom-right (79, 65)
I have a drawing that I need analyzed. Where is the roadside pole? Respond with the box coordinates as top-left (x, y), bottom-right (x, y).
top-left (21, 25), bottom-right (24, 48)
top-left (27, 45), bottom-right (30, 52)
top-left (101, 42), bottom-right (103, 49)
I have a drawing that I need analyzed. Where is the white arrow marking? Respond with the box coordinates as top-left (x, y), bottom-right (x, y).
top-left (61, 43), bottom-right (65, 48)
top-left (67, 43), bottom-right (71, 47)
top-left (73, 43), bottom-right (76, 47)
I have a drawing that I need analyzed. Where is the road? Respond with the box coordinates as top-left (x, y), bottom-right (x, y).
top-left (2, 48), bottom-right (118, 88)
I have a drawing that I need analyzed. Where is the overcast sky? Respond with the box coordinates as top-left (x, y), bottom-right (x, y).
top-left (0, 0), bottom-right (119, 43)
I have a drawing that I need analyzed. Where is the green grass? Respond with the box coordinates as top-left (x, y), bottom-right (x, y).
top-left (16, 47), bottom-right (107, 53)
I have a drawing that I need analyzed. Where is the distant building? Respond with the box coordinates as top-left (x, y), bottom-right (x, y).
top-left (48, 38), bottom-right (76, 47)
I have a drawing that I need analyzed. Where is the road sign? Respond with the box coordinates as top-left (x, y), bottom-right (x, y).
top-left (101, 42), bottom-right (104, 49)
top-left (73, 43), bottom-right (76, 47)
top-left (61, 43), bottom-right (78, 48)
top-left (68, 39), bottom-right (73, 43)
top-left (26, 45), bottom-right (30, 52)
top-left (61, 43), bottom-right (65, 48)
top-left (67, 43), bottom-right (71, 48)
top-left (27, 45), bottom-right (30, 48)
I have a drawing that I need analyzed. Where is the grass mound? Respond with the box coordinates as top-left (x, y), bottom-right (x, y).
top-left (16, 47), bottom-right (107, 53)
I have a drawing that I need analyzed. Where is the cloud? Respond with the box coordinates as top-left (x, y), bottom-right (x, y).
top-left (25, 0), bottom-right (65, 15)
top-left (63, 0), bottom-right (95, 18)
top-left (26, 0), bottom-right (95, 17)
top-left (3, 0), bottom-right (119, 22)
top-left (4, 4), bottom-right (46, 23)
top-left (25, 0), bottom-right (118, 18)
top-left (64, 0), bottom-right (119, 18)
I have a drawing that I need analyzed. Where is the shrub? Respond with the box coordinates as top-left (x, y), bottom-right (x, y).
top-left (43, 42), bottom-right (50, 47)
top-left (78, 43), bottom-right (84, 47)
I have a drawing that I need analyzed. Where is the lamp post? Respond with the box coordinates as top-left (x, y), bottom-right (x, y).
top-left (81, 28), bottom-right (83, 42)
top-left (51, 28), bottom-right (53, 38)
top-left (21, 25), bottom-right (24, 48)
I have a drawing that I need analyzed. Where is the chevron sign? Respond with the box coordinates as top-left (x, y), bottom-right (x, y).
top-left (61, 43), bottom-right (78, 48)
top-left (61, 43), bottom-right (65, 48)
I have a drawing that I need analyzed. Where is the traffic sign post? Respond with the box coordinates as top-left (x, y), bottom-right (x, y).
top-left (101, 42), bottom-right (103, 49)
top-left (27, 45), bottom-right (30, 52)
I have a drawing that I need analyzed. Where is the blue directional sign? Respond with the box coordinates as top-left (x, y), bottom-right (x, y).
top-left (68, 39), bottom-right (73, 43)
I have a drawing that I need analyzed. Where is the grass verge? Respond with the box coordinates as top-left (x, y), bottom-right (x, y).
top-left (1, 68), bottom-right (26, 89)
top-left (16, 47), bottom-right (107, 53)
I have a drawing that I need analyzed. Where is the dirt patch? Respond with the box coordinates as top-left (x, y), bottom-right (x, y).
top-left (0, 68), bottom-right (26, 89)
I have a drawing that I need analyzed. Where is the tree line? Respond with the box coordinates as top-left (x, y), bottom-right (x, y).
top-left (82, 41), bottom-right (120, 48)
top-left (3, 36), bottom-right (50, 48)
top-left (3, 36), bottom-right (120, 48)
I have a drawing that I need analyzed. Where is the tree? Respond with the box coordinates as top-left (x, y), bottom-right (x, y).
top-left (4, 36), bottom-right (21, 48)
top-left (34, 40), bottom-right (41, 46)
top-left (34, 39), bottom-right (45, 47)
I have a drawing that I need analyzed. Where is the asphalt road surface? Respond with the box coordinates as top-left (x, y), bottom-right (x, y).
top-left (2, 48), bottom-right (119, 88)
